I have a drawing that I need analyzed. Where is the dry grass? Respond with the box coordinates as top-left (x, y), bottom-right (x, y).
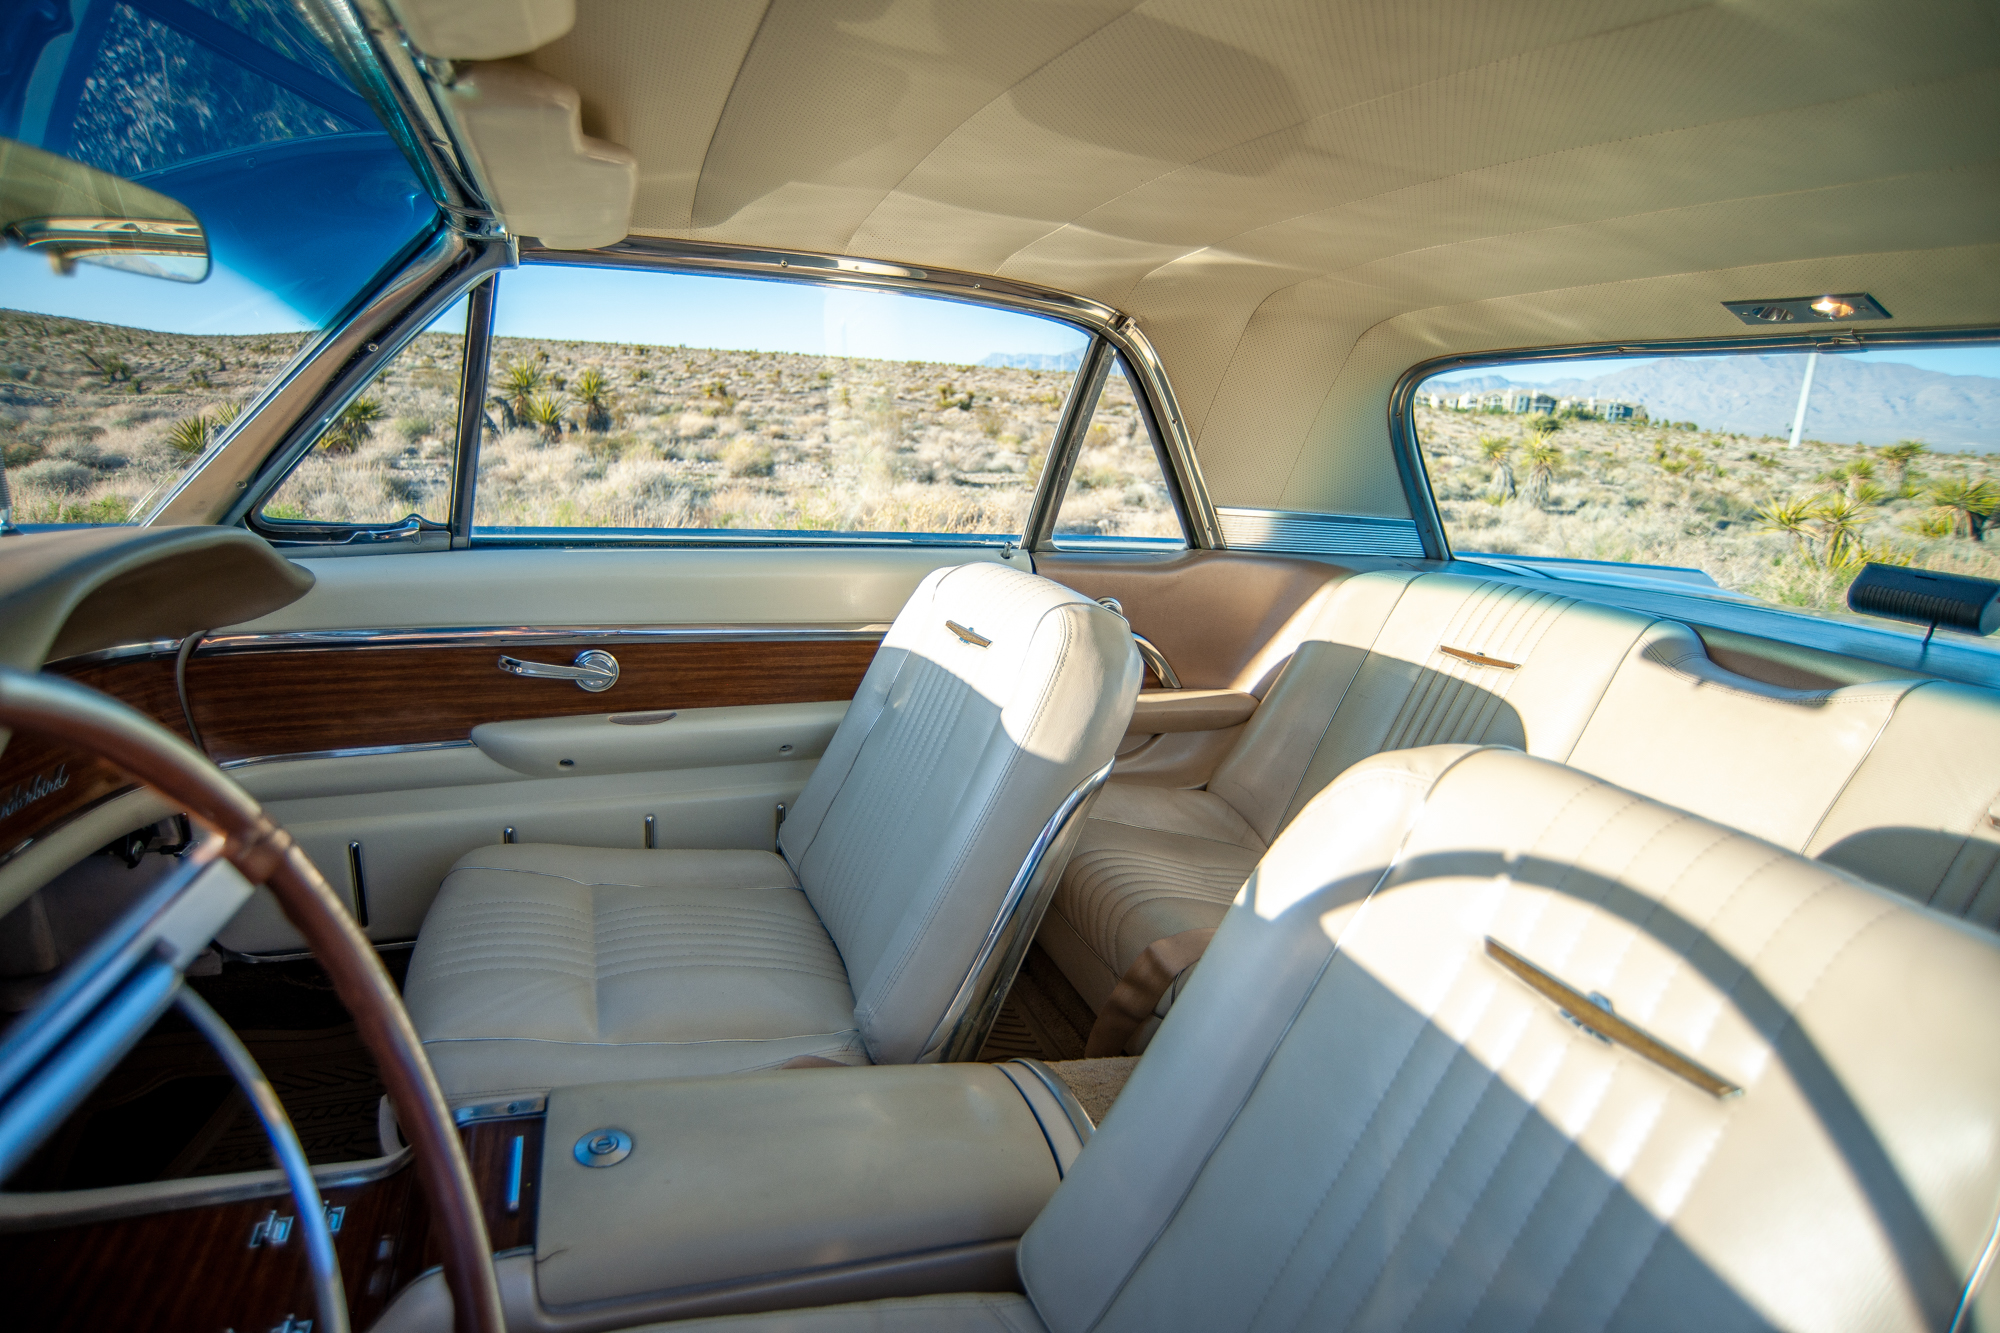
top-left (1417, 406), bottom-right (2000, 615)
top-left (0, 310), bottom-right (307, 523)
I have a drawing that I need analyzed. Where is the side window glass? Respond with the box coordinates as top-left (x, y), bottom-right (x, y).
top-left (259, 296), bottom-right (468, 527)
top-left (1051, 360), bottom-right (1183, 547)
top-left (1412, 341), bottom-right (2000, 622)
top-left (472, 265), bottom-right (1089, 541)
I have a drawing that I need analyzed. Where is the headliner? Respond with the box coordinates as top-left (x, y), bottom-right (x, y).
top-left (509, 0), bottom-right (1999, 519)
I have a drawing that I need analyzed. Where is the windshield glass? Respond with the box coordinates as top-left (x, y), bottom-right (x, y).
top-left (1412, 342), bottom-right (2000, 626)
top-left (1, 0), bottom-right (435, 526)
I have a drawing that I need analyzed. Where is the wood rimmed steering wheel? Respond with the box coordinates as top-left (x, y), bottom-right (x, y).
top-left (0, 668), bottom-right (504, 1333)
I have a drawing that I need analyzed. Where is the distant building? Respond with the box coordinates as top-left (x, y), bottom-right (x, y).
top-left (1503, 388), bottom-right (1556, 414)
top-left (1553, 394), bottom-right (1641, 421)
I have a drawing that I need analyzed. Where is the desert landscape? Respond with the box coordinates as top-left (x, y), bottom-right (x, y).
top-left (1417, 401), bottom-right (2000, 614)
top-left (2, 310), bottom-right (1173, 542)
top-left (10, 309), bottom-right (1998, 620)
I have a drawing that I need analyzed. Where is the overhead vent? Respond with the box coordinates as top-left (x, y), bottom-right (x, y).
top-left (387, 0), bottom-right (573, 61)
top-left (443, 62), bottom-right (636, 251)
top-left (1723, 293), bottom-right (1891, 326)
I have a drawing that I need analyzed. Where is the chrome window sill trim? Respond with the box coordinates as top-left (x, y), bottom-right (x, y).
top-left (54, 625), bottom-right (889, 668)
top-left (0, 1147), bottom-right (413, 1232)
top-left (217, 740), bottom-right (476, 770)
top-left (466, 529), bottom-right (1022, 550)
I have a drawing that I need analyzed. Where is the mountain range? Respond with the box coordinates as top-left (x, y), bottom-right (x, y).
top-left (1430, 355), bottom-right (1999, 451)
top-left (981, 350), bottom-right (1085, 371)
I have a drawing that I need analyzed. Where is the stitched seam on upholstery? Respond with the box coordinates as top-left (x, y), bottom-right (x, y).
top-left (1551, 616), bottom-right (1668, 763)
top-left (1266, 577), bottom-right (1416, 839)
top-left (1083, 809), bottom-right (1262, 849)
top-left (422, 1028), bottom-right (861, 1048)
top-left (444, 864), bottom-right (796, 891)
top-left (1074, 748), bottom-right (1499, 1333)
top-left (1800, 678), bottom-right (1928, 861)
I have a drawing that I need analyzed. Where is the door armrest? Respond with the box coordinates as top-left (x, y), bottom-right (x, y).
top-left (1127, 689), bottom-right (1257, 736)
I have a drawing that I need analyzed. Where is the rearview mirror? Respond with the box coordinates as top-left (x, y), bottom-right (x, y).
top-left (0, 138), bottom-right (209, 283)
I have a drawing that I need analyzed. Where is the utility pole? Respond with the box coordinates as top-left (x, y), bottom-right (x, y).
top-left (1787, 350), bottom-right (1820, 450)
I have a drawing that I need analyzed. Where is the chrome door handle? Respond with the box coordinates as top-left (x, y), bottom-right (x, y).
top-left (1131, 634), bottom-right (1181, 689)
top-left (497, 650), bottom-right (620, 693)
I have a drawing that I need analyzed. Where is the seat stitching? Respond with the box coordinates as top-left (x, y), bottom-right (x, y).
top-left (444, 864), bottom-right (797, 891)
top-left (422, 1028), bottom-right (861, 1048)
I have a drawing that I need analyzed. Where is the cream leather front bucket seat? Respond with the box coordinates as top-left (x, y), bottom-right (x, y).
top-left (616, 744), bottom-right (2000, 1331)
top-left (403, 563), bottom-right (1140, 1100)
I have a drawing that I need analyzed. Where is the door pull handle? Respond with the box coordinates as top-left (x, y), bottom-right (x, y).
top-left (497, 650), bottom-right (620, 693)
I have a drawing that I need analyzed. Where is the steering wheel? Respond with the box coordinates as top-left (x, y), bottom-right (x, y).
top-left (0, 668), bottom-right (505, 1333)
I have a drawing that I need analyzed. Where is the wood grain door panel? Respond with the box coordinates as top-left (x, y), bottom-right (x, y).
top-left (183, 638), bottom-right (880, 763)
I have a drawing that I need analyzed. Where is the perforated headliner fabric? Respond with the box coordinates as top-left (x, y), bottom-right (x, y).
top-left (518, 0), bottom-right (2000, 518)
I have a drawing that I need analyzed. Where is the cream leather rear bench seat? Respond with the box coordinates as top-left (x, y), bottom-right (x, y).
top-left (1045, 569), bottom-right (2000, 1029)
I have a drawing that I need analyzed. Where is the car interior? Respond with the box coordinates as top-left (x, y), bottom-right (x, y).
top-left (1, 2), bottom-right (1998, 1331)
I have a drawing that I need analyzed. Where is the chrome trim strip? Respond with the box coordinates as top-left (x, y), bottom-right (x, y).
top-left (919, 757), bottom-right (1116, 1064)
top-left (1010, 1057), bottom-right (1098, 1138)
top-left (218, 740), bottom-right (474, 771)
top-left (51, 625), bottom-right (890, 670)
top-left (1024, 336), bottom-right (1114, 550)
top-left (194, 624), bottom-right (890, 654)
top-left (0, 1149), bottom-right (413, 1232)
top-left (453, 1095), bottom-right (546, 1126)
top-left (1216, 507), bottom-right (1426, 558)
top-left (1485, 937), bottom-right (1742, 1099)
top-left (1131, 634), bottom-right (1182, 690)
top-left (523, 238), bottom-right (1221, 550)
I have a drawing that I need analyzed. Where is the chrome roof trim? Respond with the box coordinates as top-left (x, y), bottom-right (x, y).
top-left (525, 237), bottom-right (1224, 549)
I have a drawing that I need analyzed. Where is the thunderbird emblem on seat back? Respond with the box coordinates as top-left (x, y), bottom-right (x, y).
top-left (946, 621), bottom-right (992, 647)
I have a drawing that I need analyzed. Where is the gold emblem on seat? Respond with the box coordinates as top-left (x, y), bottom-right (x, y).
top-left (946, 621), bottom-right (991, 647)
top-left (1484, 937), bottom-right (1742, 1099)
top-left (1440, 645), bottom-right (1520, 670)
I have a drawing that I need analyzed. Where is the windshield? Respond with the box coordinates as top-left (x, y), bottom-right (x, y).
top-left (1, 0), bottom-right (435, 526)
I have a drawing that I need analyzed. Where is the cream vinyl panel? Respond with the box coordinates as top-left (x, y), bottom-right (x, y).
top-left (226, 546), bottom-right (1028, 633)
top-left (489, 0), bottom-right (2000, 519)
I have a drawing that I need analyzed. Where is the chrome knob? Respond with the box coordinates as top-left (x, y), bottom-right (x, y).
top-left (573, 1127), bottom-right (632, 1167)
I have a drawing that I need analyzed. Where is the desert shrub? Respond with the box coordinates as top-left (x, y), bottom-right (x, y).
top-left (166, 414), bottom-right (215, 455)
top-left (395, 415), bottom-right (435, 444)
top-left (20, 459), bottom-right (97, 494)
top-left (722, 437), bottom-right (775, 477)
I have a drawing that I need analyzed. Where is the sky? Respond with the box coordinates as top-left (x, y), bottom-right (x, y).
top-left (0, 244), bottom-right (317, 334)
top-left (492, 265), bottom-right (1088, 366)
top-left (1428, 346), bottom-right (2000, 385)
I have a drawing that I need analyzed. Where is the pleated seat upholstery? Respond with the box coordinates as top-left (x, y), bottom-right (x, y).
top-left (629, 745), bottom-right (2000, 1332)
top-left (405, 562), bottom-right (1140, 1100)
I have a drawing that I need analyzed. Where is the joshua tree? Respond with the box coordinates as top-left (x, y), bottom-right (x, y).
top-left (1880, 440), bottom-right (1926, 494)
top-left (574, 367), bottom-right (613, 433)
top-left (1478, 436), bottom-right (1514, 499)
top-left (1930, 477), bottom-right (1999, 541)
top-left (1523, 434), bottom-right (1562, 507)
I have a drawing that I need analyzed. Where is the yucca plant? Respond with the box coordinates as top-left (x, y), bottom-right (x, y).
top-left (574, 368), bottom-right (613, 433)
top-left (1757, 496), bottom-right (1817, 559)
top-left (1523, 434), bottom-right (1562, 507)
top-left (498, 363), bottom-right (545, 423)
top-left (523, 392), bottom-right (569, 441)
top-left (1930, 477), bottom-right (2000, 541)
top-left (319, 395), bottom-right (383, 454)
top-left (1879, 440), bottom-right (1926, 493)
top-left (165, 413), bottom-right (214, 456)
top-left (1477, 436), bottom-right (1514, 500)
top-left (1812, 496), bottom-right (1868, 566)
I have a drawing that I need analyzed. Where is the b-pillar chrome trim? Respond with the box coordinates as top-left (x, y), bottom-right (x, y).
top-left (918, 757), bottom-right (1116, 1064)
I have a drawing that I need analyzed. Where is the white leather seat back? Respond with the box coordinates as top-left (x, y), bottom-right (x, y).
top-left (1023, 745), bottom-right (2000, 1331)
top-left (1206, 572), bottom-right (1653, 845)
top-left (779, 562), bottom-right (1139, 1062)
